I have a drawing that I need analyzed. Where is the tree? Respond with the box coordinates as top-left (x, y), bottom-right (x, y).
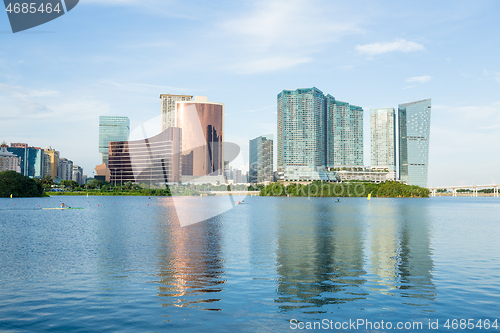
top-left (0, 171), bottom-right (44, 197)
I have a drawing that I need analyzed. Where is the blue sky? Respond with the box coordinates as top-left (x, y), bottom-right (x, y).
top-left (1, 0), bottom-right (499, 186)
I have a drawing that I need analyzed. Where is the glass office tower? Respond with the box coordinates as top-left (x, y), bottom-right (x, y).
top-left (249, 134), bottom-right (273, 183)
top-left (175, 100), bottom-right (224, 176)
top-left (398, 99), bottom-right (431, 187)
top-left (99, 116), bottom-right (130, 166)
top-left (7, 146), bottom-right (44, 178)
top-left (370, 108), bottom-right (396, 173)
top-left (326, 95), bottom-right (364, 167)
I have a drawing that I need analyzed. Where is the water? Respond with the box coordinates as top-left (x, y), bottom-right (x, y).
top-left (1, 196), bottom-right (499, 332)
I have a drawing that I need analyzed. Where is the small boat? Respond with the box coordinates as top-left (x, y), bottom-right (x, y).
top-left (42, 207), bottom-right (84, 210)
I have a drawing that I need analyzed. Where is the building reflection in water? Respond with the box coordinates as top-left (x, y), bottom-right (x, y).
top-left (368, 201), bottom-right (436, 307)
top-left (275, 199), bottom-right (367, 312)
top-left (154, 197), bottom-right (225, 311)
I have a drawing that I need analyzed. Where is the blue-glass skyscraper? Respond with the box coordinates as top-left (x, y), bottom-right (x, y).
top-left (7, 146), bottom-right (44, 178)
top-left (249, 134), bottom-right (273, 183)
top-left (398, 99), bottom-right (431, 187)
top-left (99, 116), bottom-right (130, 166)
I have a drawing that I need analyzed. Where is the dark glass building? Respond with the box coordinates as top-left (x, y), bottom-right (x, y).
top-left (108, 127), bottom-right (182, 185)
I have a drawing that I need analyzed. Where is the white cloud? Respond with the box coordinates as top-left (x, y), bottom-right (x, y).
top-left (406, 75), bottom-right (432, 84)
top-left (355, 38), bottom-right (425, 56)
top-left (496, 73), bottom-right (500, 83)
top-left (230, 57), bottom-right (312, 75)
top-left (218, 0), bottom-right (363, 74)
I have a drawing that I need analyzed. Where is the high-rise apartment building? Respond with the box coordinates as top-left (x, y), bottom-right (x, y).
top-left (58, 158), bottom-right (73, 181)
top-left (99, 116), bottom-right (130, 166)
top-left (249, 134), bottom-right (273, 183)
top-left (398, 99), bottom-right (431, 187)
top-left (370, 108), bottom-right (396, 179)
top-left (72, 165), bottom-right (84, 185)
top-left (277, 87), bottom-right (362, 181)
top-left (160, 94), bottom-right (193, 131)
top-left (44, 147), bottom-right (59, 180)
top-left (0, 143), bottom-right (21, 173)
top-left (7, 144), bottom-right (44, 178)
top-left (326, 95), bottom-right (364, 167)
top-left (277, 88), bottom-right (326, 180)
top-left (42, 154), bottom-right (51, 177)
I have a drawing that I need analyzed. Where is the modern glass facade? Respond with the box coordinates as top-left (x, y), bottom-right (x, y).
top-left (277, 87), bottom-right (363, 181)
top-left (398, 99), bottom-right (431, 187)
top-left (99, 116), bottom-right (130, 166)
top-left (160, 94), bottom-right (193, 131)
top-left (326, 95), bottom-right (364, 167)
top-left (108, 127), bottom-right (182, 185)
top-left (7, 146), bottom-right (44, 177)
top-left (176, 101), bottom-right (224, 176)
top-left (370, 108), bottom-right (396, 172)
top-left (249, 134), bottom-right (273, 183)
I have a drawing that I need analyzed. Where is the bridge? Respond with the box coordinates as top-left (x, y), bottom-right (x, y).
top-left (428, 185), bottom-right (499, 197)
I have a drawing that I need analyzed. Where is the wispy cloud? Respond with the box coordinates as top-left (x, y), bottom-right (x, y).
top-left (406, 75), bottom-right (432, 84)
top-left (496, 73), bottom-right (500, 83)
top-left (96, 79), bottom-right (192, 94)
top-left (355, 38), bottom-right (425, 56)
top-left (242, 105), bottom-right (275, 113)
top-left (218, 0), bottom-right (363, 74)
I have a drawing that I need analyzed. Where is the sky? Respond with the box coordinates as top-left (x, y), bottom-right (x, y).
top-left (1, 0), bottom-right (499, 187)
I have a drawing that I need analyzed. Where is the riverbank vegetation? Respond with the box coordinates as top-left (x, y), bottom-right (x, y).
top-left (47, 180), bottom-right (252, 197)
top-left (259, 181), bottom-right (430, 198)
top-left (0, 171), bottom-right (46, 198)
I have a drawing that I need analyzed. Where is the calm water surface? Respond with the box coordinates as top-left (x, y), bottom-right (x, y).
top-left (0, 196), bottom-right (499, 332)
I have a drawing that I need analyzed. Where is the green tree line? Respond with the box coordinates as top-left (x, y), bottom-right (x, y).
top-left (259, 181), bottom-right (429, 198)
top-left (0, 171), bottom-right (45, 198)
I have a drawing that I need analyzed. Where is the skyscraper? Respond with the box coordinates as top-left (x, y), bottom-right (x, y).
top-left (277, 87), bottom-right (326, 180)
top-left (326, 95), bottom-right (364, 167)
top-left (7, 144), bottom-right (44, 178)
top-left (398, 99), bottom-right (431, 187)
top-left (370, 108), bottom-right (396, 178)
top-left (277, 87), bottom-right (363, 181)
top-left (249, 134), bottom-right (273, 184)
top-left (160, 94), bottom-right (193, 131)
top-left (58, 158), bottom-right (73, 181)
top-left (176, 97), bottom-right (224, 177)
top-left (72, 165), bottom-right (84, 185)
top-left (44, 147), bottom-right (59, 180)
top-left (99, 116), bottom-right (130, 166)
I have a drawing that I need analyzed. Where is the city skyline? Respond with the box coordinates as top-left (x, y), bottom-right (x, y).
top-left (1, 1), bottom-right (499, 187)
